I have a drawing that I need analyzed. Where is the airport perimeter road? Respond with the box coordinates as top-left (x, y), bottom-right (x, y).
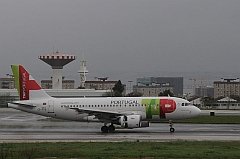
top-left (0, 108), bottom-right (240, 142)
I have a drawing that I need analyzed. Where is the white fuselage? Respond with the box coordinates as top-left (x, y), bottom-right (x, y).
top-left (8, 96), bottom-right (201, 122)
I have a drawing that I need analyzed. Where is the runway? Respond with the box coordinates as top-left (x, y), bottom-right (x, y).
top-left (0, 108), bottom-right (240, 142)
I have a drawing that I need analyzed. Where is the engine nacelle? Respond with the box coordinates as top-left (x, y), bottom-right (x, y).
top-left (118, 115), bottom-right (150, 128)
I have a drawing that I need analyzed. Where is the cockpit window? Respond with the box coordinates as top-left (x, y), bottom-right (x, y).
top-left (182, 103), bottom-right (190, 106)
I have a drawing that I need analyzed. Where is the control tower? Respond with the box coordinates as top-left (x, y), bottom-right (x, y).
top-left (39, 51), bottom-right (76, 89)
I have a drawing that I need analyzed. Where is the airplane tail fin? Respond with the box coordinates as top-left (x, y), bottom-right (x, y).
top-left (11, 65), bottom-right (51, 100)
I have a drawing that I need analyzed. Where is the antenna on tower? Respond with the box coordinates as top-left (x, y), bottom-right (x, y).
top-left (52, 45), bottom-right (55, 54)
top-left (78, 53), bottom-right (88, 88)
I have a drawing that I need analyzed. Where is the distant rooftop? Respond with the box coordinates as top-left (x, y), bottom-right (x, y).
top-left (85, 81), bottom-right (117, 84)
top-left (214, 78), bottom-right (240, 84)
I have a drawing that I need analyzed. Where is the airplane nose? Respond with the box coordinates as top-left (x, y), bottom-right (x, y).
top-left (192, 106), bottom-right (201, 117)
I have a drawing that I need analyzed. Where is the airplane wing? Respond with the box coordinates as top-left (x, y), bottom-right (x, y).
top-left (70, 108), bottom-right (133, 121)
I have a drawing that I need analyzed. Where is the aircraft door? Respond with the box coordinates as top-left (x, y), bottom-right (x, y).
top-left (48, 100), bottom-right (54, 113)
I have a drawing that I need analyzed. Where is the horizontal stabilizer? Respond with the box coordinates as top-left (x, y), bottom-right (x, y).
top-left (9, 102), bottom-right (37, 107)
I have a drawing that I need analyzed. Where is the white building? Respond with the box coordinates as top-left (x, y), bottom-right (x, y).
top-left (204, 97), bottom-right (240, 110)
top-left (41, 80), bottom-right (75, 89)
top-left (214, 79), bottom-right (240, 99)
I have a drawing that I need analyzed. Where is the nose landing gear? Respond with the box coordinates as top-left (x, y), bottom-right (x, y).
top-left (169, 120), bottom-right (175, 133)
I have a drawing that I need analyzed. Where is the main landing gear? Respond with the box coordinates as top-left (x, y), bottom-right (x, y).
top-left (169, 120), bottom-right (175, 133)
top-left (101, 124), bottom-right (115, 133)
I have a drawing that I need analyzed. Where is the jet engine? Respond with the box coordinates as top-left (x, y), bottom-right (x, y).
top-left (118, 115), bottom-right (150, 128)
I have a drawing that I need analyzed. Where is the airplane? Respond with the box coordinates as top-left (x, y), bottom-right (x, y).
top-left (8, 65), bottom-right (201, 133)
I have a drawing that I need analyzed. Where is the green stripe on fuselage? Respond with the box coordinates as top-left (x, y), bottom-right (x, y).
top-left (142, 99), bottom-right (160, 119)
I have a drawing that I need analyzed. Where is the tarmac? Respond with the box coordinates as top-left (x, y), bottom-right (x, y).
top-left (0, 108), bottom-right (240, 142)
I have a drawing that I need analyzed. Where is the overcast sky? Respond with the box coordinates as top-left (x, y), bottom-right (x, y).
top-left (1, 0), bottom-right (240, 85)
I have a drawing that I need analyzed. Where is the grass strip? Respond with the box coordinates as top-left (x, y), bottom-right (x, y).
top-left (176, 115), bottom-right (240, 124)
top-left (1, 141), bottom-right (240, 159)
top-left (152, 115), bottom-right (240, 124)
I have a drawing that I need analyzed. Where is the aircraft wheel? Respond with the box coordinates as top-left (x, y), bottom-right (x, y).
top-left (169, 120), bottom-right (175, 133)
top-left (108, 125), bottom-right (115, 133)
top-left (101, 126), bottom-right (109, 133)
top-left (170, 127), bottom-right (175, 133)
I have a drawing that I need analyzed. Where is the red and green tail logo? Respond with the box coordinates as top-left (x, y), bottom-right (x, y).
top-left (11, 65), bottom-right (41, 100)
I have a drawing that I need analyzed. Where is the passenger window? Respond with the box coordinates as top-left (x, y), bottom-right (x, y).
top-left (182, 103), bottom-right (184, 106)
